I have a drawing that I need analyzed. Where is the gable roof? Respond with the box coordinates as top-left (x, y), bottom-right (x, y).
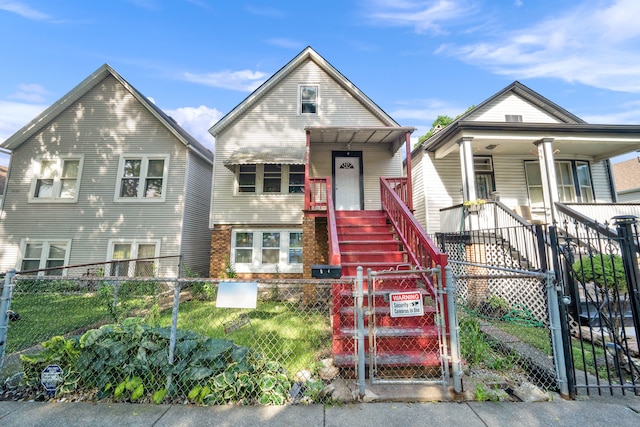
top-left (209, 46), bottom-right (400, 137)
top-left (1, 64), bottom-right (213, 164)
top-left (462, 81), bottom-right (586, 124)
top-left (612, 157), bottom-right (640, 192)
top-left (414, 81), bottom-right (640, 157)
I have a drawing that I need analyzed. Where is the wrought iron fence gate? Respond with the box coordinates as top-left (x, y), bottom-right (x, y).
top-left (551, 217), bottom-right (640, 397)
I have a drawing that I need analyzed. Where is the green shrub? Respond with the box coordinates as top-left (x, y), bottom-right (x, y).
top-left (572, 254), bottom-right (627, 292)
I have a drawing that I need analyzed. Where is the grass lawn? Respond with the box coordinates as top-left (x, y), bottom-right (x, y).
top-left (6, 293), bottom-right (109, 354)
top-left (158, 298), bottom-right (332, 377)
top-left (492, 319), bottom-right (611, 380)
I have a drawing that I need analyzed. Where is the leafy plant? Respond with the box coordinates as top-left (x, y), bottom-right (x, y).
top-left (224, 258), bottom-right (237, 279)
top-left (20, 319), bottom-right (293, 405)
top-left (572, 255), bottom-right (627, 292)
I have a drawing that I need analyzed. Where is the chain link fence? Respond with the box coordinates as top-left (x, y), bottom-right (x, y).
top-left (0, 264), bottom-right (354, 405)
top-left (438, 230), bottom-right (560, 399)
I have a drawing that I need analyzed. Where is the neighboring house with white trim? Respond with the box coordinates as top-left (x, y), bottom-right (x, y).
top-left (0, 165), bottom-right (6, 208)
top-left (208, 47), bottom-right (414, 278)
top-left (410, 81), bottom-right (640, 234)
top-left (612, 157), bottom-right (640, 203)
top-left (0, 64), bottom-right (213, 277)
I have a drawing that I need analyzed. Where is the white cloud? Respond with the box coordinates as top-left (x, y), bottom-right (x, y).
top-left (439, 0), bottom-right (640, 93)
top-left (0, 100), bottom-right (48, 141)
top-left (8, 83), bottom-right (51, 103)
top-left (165, 105), bottom-right (223, 150)
top-left (0, 0), bottom-right (51, 20)
top-left (581, 100), bottom-right (640, 124)
top-left (0, 100), bottom-right (47, 166)
top-left (363, 0), bottom-right (477, 34)
top-left (181, 70), bottom-right (268, 92)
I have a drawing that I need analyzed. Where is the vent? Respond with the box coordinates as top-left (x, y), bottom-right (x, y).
top-left (505, 114), bottom-right (523, 122)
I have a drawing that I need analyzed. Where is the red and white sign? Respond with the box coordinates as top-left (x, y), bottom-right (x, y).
top-left (389, 291), bottom-right (424, 318)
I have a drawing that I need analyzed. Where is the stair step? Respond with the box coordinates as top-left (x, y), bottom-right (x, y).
top-left (337, 231), bottom-right (395, 241)
top-left (337, 325), bottom-right (438, 337)
top-left (333, 350), bottom-right (442, 367)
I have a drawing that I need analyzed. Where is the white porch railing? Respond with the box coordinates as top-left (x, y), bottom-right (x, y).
top-left (560, 203), bottom-right (640, 225)
top-left (440, 202), bottom-right (542, 269)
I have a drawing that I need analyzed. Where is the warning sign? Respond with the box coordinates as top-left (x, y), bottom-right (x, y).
top-left (389, 292), bottom-right (424, 318)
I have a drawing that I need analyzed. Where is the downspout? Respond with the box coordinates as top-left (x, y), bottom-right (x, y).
top-left (604, 159), bottom-right (618, 203)
top-left (404, 131), bottom-right (413, 211)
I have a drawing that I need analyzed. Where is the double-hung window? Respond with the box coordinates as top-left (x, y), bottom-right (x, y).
top-left (299, 85), bottom-right (318, 115)
top-left (236, 164), bottom-right (305, 194)
top-left (116, 155), bottom-right (168, 201)
top-left (19, 240), bottom-right (71, 276)
top-left (108, 240), bottom-right (159, 277)
top-left (231, 230), bottom-right (303, 273)
top-left (29, 156), bottom-right (83, 202)
top-left (525, 160), bottom-right (595, 208)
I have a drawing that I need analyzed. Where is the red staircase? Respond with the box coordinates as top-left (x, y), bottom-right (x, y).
top-left (331, 210), bottom-right (442, 371)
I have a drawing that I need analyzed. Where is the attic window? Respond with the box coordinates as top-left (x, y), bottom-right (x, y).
top-left (505, 114), bottom-right (523, 122)
top-left (299, 85), bottom-right (318, 115)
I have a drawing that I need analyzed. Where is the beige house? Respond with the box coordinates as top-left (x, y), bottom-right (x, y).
top-left (612, 157), bottom-right (640, 203)
top-left (208, 47), bottom-right (414, 278)
top-left (0, 65), bottom-right (213, 277)
top-left (410, 81), bottom-right (640, 234)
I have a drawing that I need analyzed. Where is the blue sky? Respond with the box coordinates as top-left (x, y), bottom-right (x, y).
top-left (1, 0), bottom-right (640, 167)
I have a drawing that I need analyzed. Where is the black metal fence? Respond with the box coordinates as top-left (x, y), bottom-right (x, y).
top-left (553, 216), bottom-right (640, 396)
top-left (438, 215), bottom-right (640, 397)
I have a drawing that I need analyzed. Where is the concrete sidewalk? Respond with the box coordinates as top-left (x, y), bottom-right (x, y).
top-left (1, 395), bottom-right (639, 427)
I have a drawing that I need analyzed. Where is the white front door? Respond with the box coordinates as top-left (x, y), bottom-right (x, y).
top-left (334, 154), bottom-right (361, 210)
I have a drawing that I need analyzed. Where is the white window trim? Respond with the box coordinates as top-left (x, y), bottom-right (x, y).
top-left (114, 154), bottom-right (169, 202)
top-left (28, 155), bottom-right (84, 203)
top-left (298, 84), bottom-right (320, 116)
top-left (106, 239), bottom-right (161, 277)
top-left (234, 164), bottom-right (304, 195)
top-left (231, 229), bottom-right (303, 274)
top-left (17, 238), bottom-right (72, 276)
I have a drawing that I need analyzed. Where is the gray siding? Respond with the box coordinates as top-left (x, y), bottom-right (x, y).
top-left (591, 160), bottom-right (613, 202)
top-left (181, 151), bottom-right (213, 277)
top-left (211, 59), bottom-right (394, 225)
top-left (0, 75), bottom-right (200, 276)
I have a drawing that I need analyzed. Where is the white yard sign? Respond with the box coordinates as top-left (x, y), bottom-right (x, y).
top-left (389, 291), bottom-right (424, 318)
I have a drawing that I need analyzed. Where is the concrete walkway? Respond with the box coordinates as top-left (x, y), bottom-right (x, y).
top-left (1, 395), bottom-right (639, 427)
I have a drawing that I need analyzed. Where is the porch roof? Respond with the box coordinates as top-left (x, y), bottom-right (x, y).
top-left (223, 146), bottom-right (306, 169)
top-left (305, 126), bottom-right (415, 155)
top-left (424, 122), bottom-right (640, 161)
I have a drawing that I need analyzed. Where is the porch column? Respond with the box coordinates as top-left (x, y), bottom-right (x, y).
top-left (459, 137), bottom-right (478, 231)
top-left (404, 130), bottom-right (414, 211)
top-left (304, 130), bottom-right (311, 210)
top-left (458, 137), bottom-right (477, 202)
top-left (535, 138), bottom-right (559, 224)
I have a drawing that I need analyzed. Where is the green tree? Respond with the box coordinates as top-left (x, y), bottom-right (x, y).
top-left (416, 105), bottom-right (476, 147)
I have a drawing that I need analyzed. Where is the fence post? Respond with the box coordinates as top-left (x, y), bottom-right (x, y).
top-left (0, 270), bottom-right (16, 370)
top-left (545, 269), bottom-right (570, 398)
top-left (444, 265), bottom-right (462, 393)
top-left (355, 266), bottom-right (366, 399)
top-left (613, 215), bottom-right (640, 344)
top-left (166, 279), bottom-right (181, 393)
top-left (547, 226), bottom-right (576, 398)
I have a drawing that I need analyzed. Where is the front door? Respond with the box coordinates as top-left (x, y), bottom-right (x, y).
top-left (333, 151), bottom-right (362, 210)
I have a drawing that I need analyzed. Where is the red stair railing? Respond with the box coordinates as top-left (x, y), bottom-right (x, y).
top-left (305, 177), bottom-right (341, 266)
top-left (380, 177), bottom-right (447, 296)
